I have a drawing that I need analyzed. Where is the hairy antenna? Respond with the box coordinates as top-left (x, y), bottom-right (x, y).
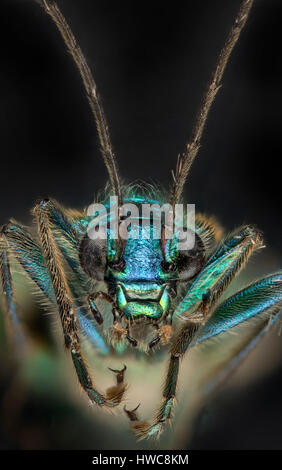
top-left (38, 1), bottom-right (123, 206)
top-left (170, 0), bottom-right (254, 208)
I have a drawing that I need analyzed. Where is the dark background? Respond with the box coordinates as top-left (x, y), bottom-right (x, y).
top-left (1, 0), bottom-right (282, 450)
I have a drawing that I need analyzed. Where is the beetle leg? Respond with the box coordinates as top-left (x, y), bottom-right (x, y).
top-left (124, 403), bottom-right (141, 422)
top-left (0, 229), bottom-right (27, 354)
top-left (1, 221), bottom-right (109, 354)
top-left (124, 355), bottom-right (181, 439)
top-left (105, 365), bottom-right (128, 402)
top-left (33, 199), bottom-right (126, 407)
top-left (108, 364), bottom-right (127, 383)
top-left (125, 273), bottom-right (282, 439)
top-left (192, 272), bottom-right (282, 347)
top-left (174, 225), bottom-right (263, 321)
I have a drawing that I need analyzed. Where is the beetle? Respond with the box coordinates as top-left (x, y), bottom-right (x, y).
top-left (1, 0), bottom-right (282, 440)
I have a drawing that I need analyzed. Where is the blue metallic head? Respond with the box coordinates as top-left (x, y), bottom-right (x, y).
top-left (108, 235), bottom-right (172, 321)
top-left (79, 192), bottom-right (205, 325)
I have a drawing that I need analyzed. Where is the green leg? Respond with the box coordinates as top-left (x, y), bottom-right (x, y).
top-left (1, 201), bottom-right (124, 406)
top-left (193, 272), bottom-right (282, 346)
top-left (126, 273), bottom-right (282, 439)
top-left (0, 231), bottom-right (27, 354)
top-left (174, 225), bottom-right (263, 320)
top-left (1, 221), bottom-right (109, 354)
top-left (33, 199), bottom-right (127, 407)
top-left (124, 224), bottom-right (279, 439)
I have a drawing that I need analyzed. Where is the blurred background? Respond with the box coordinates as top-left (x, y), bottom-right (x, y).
top-left (1, 0), bottom-right (282, 450)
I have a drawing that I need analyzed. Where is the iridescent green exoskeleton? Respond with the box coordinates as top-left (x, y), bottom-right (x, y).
top-left (1, 0), bottom-right (282, 440)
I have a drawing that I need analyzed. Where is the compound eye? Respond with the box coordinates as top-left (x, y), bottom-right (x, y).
top-left (109, 258), bottom-right (126, 272)
top-left (177, 233), bottom-right (205, 281)
top-left (79, 234), bottom-right (107, 280)
top-left (162, 232), bottom-right (205, 281)
top-left (161, 261), bottom-right (177, 273)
